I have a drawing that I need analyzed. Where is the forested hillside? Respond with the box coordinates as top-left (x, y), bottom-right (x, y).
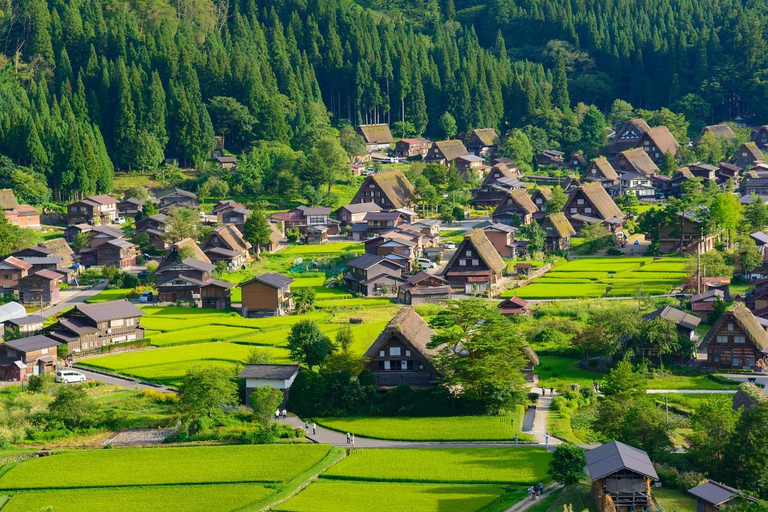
top-left (1, 0), bottom-right (767, 201)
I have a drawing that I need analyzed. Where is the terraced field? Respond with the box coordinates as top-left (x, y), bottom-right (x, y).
top-left (502, 257), bottom-right (689, 299)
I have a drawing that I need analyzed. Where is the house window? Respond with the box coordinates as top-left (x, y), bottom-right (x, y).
top-left (732, 358), bottom-right (740, 367)
top-left (472, 259), bottom-right (479, 266)
top-left (465, 250), bottom-right (472, 257)
top-left (418, 363), bottom-right (424, 370)
top-left (577, 199), bottom-right (584, 205)
top-left (405, 350), bottom-right (411, 357)
top-left (713, 355), bottom-right (720, 362)
top-left (727, 323), bottom-right (734, 331)
top-left (585, 208), bottom-right (592, 214)
top-left (748, 357), bottom-right (756, 366)
top-left (570, 208), bottom-right (577, 213)
top-left (110, 319), bottom-right (124, 328)
top-left (401, 360), bottom-right (407, 370)
top-left (379, 350), bottom-right (385, 357)
top-left (717, 335), bottom-right (728, 343)
top-left (390, 347), bottom-right (401, 357)
top-left (459, 259), bottom-right (466, 266)
top-left (734, 335), bottom-right (745, 344)
top-left (384, 360), bottom-right (391, 370)
top-left (41, 348), bottom-right (48, 354)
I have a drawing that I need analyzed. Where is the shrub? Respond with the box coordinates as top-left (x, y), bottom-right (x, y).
top-left (528, 392), bottom-right (540, 401)
top-left (550, 395), bottom-right (568, 412)
top-left (606, 247), bottom-right (622, 256)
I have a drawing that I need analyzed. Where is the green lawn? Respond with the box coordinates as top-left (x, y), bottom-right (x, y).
top-left (0, 445), bottom-right (332, 490)
top-left (322, 447), bottom-right (551, 485)
top-left (503, 257), bottom-right (689, 299)
top-left (653, 487), bottom-right (697, 512)
top-left (273, 481), bottom-right (506, 512)
top-left (536, 356), bottom-right (605, 389)
top-left (2, 484), bottom-right (275, 512)
top-left (316, 410), bottom-right (531, 442)
top-left (280, 243), bottom-right (362, 255)
top-left (646, 374), bottom-right (739, 390)
top-left (86, 288), bottom-right (134, 303)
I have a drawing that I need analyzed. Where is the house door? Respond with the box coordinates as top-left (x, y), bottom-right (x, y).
top-left (720, 356), bottom-right (731, 368)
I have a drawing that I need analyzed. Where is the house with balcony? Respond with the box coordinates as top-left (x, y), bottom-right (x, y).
top-left (344, 253), bottom-right (404, 296)
top-left (47, 300), bottom-right (145, 355)
top-left (66, 195), bottom-right (119, 225)
top-left (155, 258), bottom-right (233, 309)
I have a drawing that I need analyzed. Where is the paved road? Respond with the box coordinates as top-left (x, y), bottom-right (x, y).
top-left (42, 280), bottom-right (109, 318)
top-left (527, 395), bottom-right (562, 448)
top-left (73, 366), bottom-right (176, 393)
top-left (505, 483), bottom-right (563, 512)
top-left (646, 389), bottom-right (737, 394)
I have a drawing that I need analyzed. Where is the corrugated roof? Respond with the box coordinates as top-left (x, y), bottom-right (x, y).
top-left (3, 334), bottom-right (60, 353)
top-left (585, 440), bottom-right (658, 481)
top-left (237, 364), bottom-right (301, 380)
top-left (6, 314), bottom-right (46, 326)
top-left (688, 481), bottom-right (740, 506)
top-left (20, 257), bottom-right (62, 265)
top-left (643, 305), bottom-right (701, 331)
top-left (1, 257), bottom-right (32, 271)
top-left (337, 203), bottom-right (382, 215)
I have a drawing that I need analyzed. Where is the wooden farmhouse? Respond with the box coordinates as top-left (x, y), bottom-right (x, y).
top-left (334, 203), bottom-right (382, 229)
top-left (535, 149), bottom-right (564, 167)
top-left (66, 194), bottom-right (119, 225)
top-left (344, 253), bottom-right (404, 296)
top-left (363, 307), bottom-right (441, 388)
top-left (607, 119), bottom-right (651, 155)
top-left (47, 300), bottom-right (145, 355)
top-left (0, 257), bottom-right (32, 291)
top-left (356, 124), bottom-right (394, 153)
top-left (240, 273), bottom-right (294, 317)
top-left (465, 128), bottom-right (500, 156)
top-left (582, 157), bottom-right (619, 186)
top-left (0, 334), bottom-right (61, 380)
top-left (455, 154), bottom-right (487, 180)
top-left (585, 440), bottom-right (659, 512)
top-left (118, 197), bottom-right (144, 218)
top-left (18, 269), bottom-right (63, 305)
top-left (542, 213), bottom-right (576, 252)
top-left (498, 296), bottom-right (530, 316)
top-left (443, 230), bottom-right (505, 293)
top-left (732, 382), bottom-right (768, 411)
top-left (612, 148), bottom-right (659, 177)
top-left (688, 481), bottom-right (757, 511)
top-left (237, 364), bottom-right (301, 407)
top-left (643, 305), bottom-right (701, 342)
top-left (397, 272), bottom-right (452, 305)
top-left (395, 137), bottom-right (431, 159)
top-left (704, 305), bottom-right (768, 371)
top-left (350, 171), bottom-right (416, 211)
top-left (694, 124), bottom-right (736, 145)
top-left (424, 140), bottom-right (469, 166)
top-left (656, 209), bottom-right (718, 254)
top-left (751, 124), bottom-right (768, 150)
top-left (483, 223), bottom-right (525, 259)
top-left (473, 164), bottom-right (526, 208)
top-left (3, 314), bottom-right (46, 338)
top-left (530, 188), bottom-right (552, 216)
top-left (155, 258), bottom-right (233, 309)
top-left (562, 182), bottom-right (625, 233)
top-left (80, 239), bottom-right (138, 269)
top-left (637, 126), bottom-right (680, 164)
top-left (491, 189), bottom-right (538, 226)
top-left (731, 142), bottom-right (764, 169)
top-left (202, 224), bottom-right (251, 268)
top-left (690, 289), bottom-right (725, 312)
top-left (157, 187), bottom-right (198, 210)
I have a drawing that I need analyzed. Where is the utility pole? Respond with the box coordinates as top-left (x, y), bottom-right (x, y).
top-left (697, 247), bottom-right (701, 295)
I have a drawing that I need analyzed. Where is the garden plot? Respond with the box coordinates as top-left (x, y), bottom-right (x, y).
top-left (504, 257), bottom-right (689, 299)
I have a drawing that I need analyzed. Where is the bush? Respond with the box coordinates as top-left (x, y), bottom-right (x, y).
top-left (528, 392), bottom-right (540, 401)
top-left (27, 373), bottom-right (56, 394)
top-left (550, 395), bottom-right (569, 412)
top-left (606, 247), bottom-right (623, 256)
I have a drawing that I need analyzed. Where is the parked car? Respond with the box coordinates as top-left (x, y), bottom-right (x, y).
top-left (417, 258), bottom-right (437, 269)
top-left (139, 291), bottom-right (154, 303)
top-left (443, 241), bottom-right (456, 249)
top-left (114, 216), bottom-right (126, 224)
top-left (55, 370), bottom-right (87, 384)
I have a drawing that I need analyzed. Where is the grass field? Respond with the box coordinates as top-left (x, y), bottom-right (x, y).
top-left (86, 288), bottom-right (134, 303)
top-left (653, 487), bottom-right (697, 512)
top-left (536, 356), bottom-right (605, 389)
top-left (0, 445), bottom-right (332, 490)
top-left (316, 409), bottom-right (531, 442)
top-left (503, 257), bottom-right (689, 299)
top-left (322, 447), bottom-right (551, 485)
top-left (273, 481), bottom-right (508, 512)
top-left (3, 484), bottom-right (276, 512)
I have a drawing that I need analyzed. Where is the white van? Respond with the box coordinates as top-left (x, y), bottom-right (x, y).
top-left (55, 370), bottom-right (87, 384)
top-left (417, 258), bottom-right (437, 269)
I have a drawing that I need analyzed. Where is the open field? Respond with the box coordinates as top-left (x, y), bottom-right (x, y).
top-left (0, 445), bottom-right (332, 490)
top-left (503, 257), bottom-right (689, 299)
top-left (2, 484), bottom-right (276, 512)
top-left (653, 488), bottom-right (696, 511)
top-left (322, 447), bottom-right (551, 485)
top-left (316, 408), bottom-right (531, 442)
top-left (536, 356), bottom-right (605, 389)
top-left (273, 481), bottom-right (509, 512)
top-left (85, 288), bottom-right (134, 303)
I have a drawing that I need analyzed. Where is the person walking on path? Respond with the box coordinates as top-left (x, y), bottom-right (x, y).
top-left (304, 422), bottom-right (309, 434)
top-left (351, 433), bottom-right (355, 446)
top-left (544, 433), bottom-right (550, 448)
top-left (346, 432), bottom-right (351, 444)
top-left (550, 387), bottom-right (554, 396)
top-left (282, 408), bottom-right (287, 419)
top-left (274, 410), bottom-right (280, 421)
top-left (527, 487), bottom-right (532, 500)
top-left (541, 386), bottom-right (546, 396)
top-left (312, 422), bottom-right (317, 435)
top-left (514, 434), bottom-right (518, 446)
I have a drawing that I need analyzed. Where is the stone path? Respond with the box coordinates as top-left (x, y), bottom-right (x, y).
top-left (504, 483), bottom-right (564, 512)
top-left (278, 414), bottom-right (552, 449)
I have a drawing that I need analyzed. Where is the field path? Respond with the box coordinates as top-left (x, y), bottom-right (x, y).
top-left (504, 483), bottom-right (564, 512)
top-left (43, 280), bottom-right (109, 317)
top-left (527, 395), bottom-right (563, 449)
top-left (280, 414), bottom-right (553, 449)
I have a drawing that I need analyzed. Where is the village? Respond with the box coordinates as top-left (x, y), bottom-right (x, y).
top-left (2, 119), bottom-right (768, 512)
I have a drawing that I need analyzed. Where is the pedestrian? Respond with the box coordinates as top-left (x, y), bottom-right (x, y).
top-left (351, 433), bottom-right (355, 446)
top-left (282, 408), bottom-right (287, 419)
top-left (541, 386), bottom-right (545, 396)
top-left (550, 386), bottom-right (554, 396)
top-left (304, 422), bottom-right (309, 434)
top-left (544, 433), bottom-right (550, 448)
top-left (514, 434), bottom-right (518, 446)
top-left (527, 487), bottom-right (532, 500)
top-left (539, 482), bottom-right (544, 495)
top-left (274, 409), bottom-right (280, 421)
top-left (312, 422), bottom-right (317, 435)
top-left (346, 432), bottom-right (351, 444)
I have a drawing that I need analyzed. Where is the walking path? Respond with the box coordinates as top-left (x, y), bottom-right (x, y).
top-left (278, 414), bottom-right (553, 449)
top-left (646, 389), bottom-right (736, 394)
top-left (42, 280), bottom-right (108, 318)
top-left (504, 483), bottom-right (563, 512)
top-left (527, 395), bottom-right (562, 448)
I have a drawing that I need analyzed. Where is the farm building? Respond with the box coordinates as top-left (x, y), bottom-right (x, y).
top-left (483, 223), bottom-right (525, 259)
top-left (0, 334), bottom-right (61, 380)
top-left (334, 203), bottom-right (382, 229)
top-left (492, 189), bottom-right (538, 226)
top-left (607, 119), bottom-right (650, 155)
top-left (643, 306), bottom-right (701, 341)
top-left (751, 124), bottom-right (768, 150)
top-left (530, 188), bottom-right (552, 215)
top-left (3, 314), bottom-right (46, 337)
top-left (363, 307), bottom-right (441, 388)
top-left (0, 257), bottom-right (32, 291)
top-left (694, 124), bottom-right (736, 145)
top-left (156, 188), bottom-right (198, 210)
top-left (542, 213), bottom-right (576, 252)
top-left (80, 239), bottom-right (138, 269)
top-left (637, 126), bottom-right (680, 164)
top-left (0, 302), bottom-right (27, 337)
top-left (731, 382), bottom-right (767, 411)
top-left (534, 149), bottom-right (564, 167)
top-left (562, 182), bottom-right (625, 234)
top-left (344, 254), bottom-right (404, 297)
top-left (443, 230), bottom-right (505, 294)
top-left (356, 124), bottom-right (394, 153)
top-left (498, 297), bottom-right (530, 316)
top-left (397, 272), bottom-right (452, 305)
top-left (612, 148), bottom-right (660, 178)
top-left (18, 269), bottom-right (64, 305)
top-left (394, 137), bottom-right (431, 159)
top-left (240, 273), bottom-right (294, 317)
top-left (731, 143), bottom-right (763, 169)
top-left (118, 197), bottom-right (144, 217)
top-left (657, 209), bottom-right (718, 254)
top-left (582, 157), bottom-right (619, 186)
top-left (156, 258), bottom-right (233, 309)
top-left (350, 171), bottom-right (416, 210)
top-left (473, 164), bottom-right (526, 208)
top-left (202, 224), bottom-right (251, 267)
top-left (66, 194), bottom-right (119, 225)
top-left (465, 128), bottom-right (500, 156)
top-left (585, 440), bottom-right (659, 512)
top-left (424, 140), bottom-right (469, 166)
top-left (238, 364), bottom-right (302, 407)
top-left (704, 305), bottom-right (768, 370)
top-left (690, 289), bottom-right (725, 312)
top-left (688, 481), bottom-right (756, 511)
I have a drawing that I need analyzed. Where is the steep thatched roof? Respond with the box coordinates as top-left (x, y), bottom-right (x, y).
top-left (694, 124), bottom-right (736, 145)
top-left (615, 148), bottom-right (659, 177)
top-left (585, 157), bottom-right (618, 181)
top-left (268, 222), bottom-right (283, 244)
top-left (0, 189), bottom-right (19, 210)
top-left (545, 213), bottom-right (576, 238)
top-left (703, 305), bottom-right (768, 353)
top-left (642, 126), bottom-right (680, 155)
top-left (357, 124), bottom-right (394, 144)
top-left (575, 182), bottom-right (625, 220)
top-left (41, 238), bottom-right (75, 266)
top-left (363, 307), bottom-right (438, 359)
top-left (532, 188), bottom-right (553, 202)
top-left (158, 238), bottom-right (210, 271)
top-left (434, 140), bottom-right (469, 162)
top-left (508, 189), bottom-right (538, 215)
top-left (371, 171), bottom-right (416, 209)
top-left (735, 142), bottom-right (764, 162)
top-left (206, 224), bottom-right (251, 253)
top-left (732, 382), bottom-right (768, 411)
top-left (447, 229), bottom-right (506, 274)
top-left (468, 128), bottom-right (501, 147)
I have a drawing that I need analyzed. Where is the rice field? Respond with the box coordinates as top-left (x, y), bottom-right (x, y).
top-left (316, 409), bottom-right (531, 442)
top-left (503, 257), bottom-right (689, 299)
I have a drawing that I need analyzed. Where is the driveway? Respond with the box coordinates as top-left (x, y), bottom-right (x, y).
top-left (42, 280), bottom-right (109, 318)
top-left (72, 366), bottom-right (176, 393)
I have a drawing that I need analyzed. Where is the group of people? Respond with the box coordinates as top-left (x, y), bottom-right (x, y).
top-left (346, 432), bottom-right (355, 445)
top-left (304, 422), bottom-right (317, 435)
top-left (540, 386), bottom-right (554, 396)
top-left (592, 381), bottom-right (601, 393)
top-left (273, 409), bottom-right (287, 420)
top-left (528, 482), bottom-right (545, 501)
